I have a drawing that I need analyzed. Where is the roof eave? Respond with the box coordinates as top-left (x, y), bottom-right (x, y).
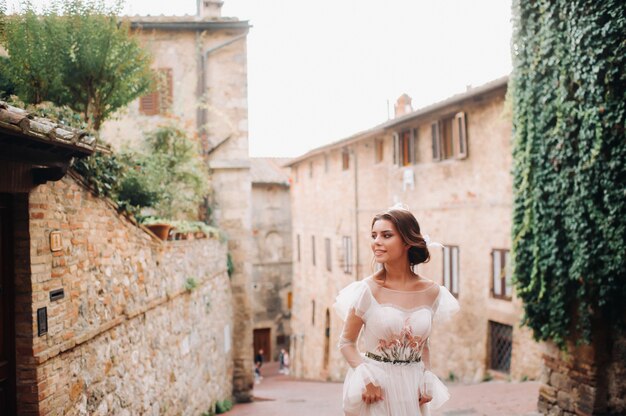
top-left (286, 76), bottom-right (509, 167)
top-left (129, 20), bottom-right (251, 31)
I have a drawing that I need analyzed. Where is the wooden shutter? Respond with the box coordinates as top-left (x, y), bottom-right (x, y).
top-left (455, 112), bottom-right (467, 159)
top-left (392, 132), bottom-right (399, 166)
top-left (139, 91), bottom-right (159, 116)
top-left (409, 128), bottom-right (417, 164)
top-left (431, 122), bottom-right (441, 161)
top-left (139, 68), bottom-right (173, 116)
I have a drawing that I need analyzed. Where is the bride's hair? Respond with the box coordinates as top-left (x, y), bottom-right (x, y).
top-left (371, 208), bottom-right (430, 266)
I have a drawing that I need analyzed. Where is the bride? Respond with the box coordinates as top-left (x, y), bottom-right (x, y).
top-left (334, 206), bottom-right (459, 416)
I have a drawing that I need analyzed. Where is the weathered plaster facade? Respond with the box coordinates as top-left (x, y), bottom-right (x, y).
top-left (288, 78), bottom-right (543, 384)
top-left (250, 158), bottom-right (292, 361)
top-left (99, 5), bottom-right (255, 401)
top-left (8, 174), bottom-right (233, 415)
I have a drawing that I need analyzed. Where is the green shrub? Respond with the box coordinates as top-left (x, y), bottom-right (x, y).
top-left (215, 399), bottom-right (233, 414)
top-left (184, 277), bottom-right (198, 292)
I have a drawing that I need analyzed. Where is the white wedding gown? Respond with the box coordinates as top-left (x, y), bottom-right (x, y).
top-left (333, 277), bottom-right (460, 416)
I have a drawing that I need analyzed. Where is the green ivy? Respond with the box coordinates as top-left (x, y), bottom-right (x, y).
top-left (511, 0), bottom-right (626, 347)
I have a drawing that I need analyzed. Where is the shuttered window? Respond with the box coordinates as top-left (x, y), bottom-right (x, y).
top-left (139, 68), bottom-right (173, 116)
top-left (443, 245), bottom-right (459, 297)
top-left (491, 249), bottom-right (512, 300)
top-left (393, 129), bottom-right (417, 166)
top-left (431, 112), bottom-right (468, 161)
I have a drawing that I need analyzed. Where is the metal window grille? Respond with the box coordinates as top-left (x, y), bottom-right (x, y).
top-left (489, 321), bottom-right (512, 373)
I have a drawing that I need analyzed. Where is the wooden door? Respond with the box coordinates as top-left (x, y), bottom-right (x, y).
top-left (253, 328), bottom-right (271, 362)
top-left (0, 194), bottom-right (16, 414)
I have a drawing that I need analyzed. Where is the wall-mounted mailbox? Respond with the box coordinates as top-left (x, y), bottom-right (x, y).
top-left (50, 288), bottom-right (65, 301)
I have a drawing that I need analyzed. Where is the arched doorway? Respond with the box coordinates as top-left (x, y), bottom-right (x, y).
top-left (323, 309), bottom-right (331, 371)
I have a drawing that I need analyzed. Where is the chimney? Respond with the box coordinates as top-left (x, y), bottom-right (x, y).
top-left (394, 93), bottom-right (413, 118)
top-left (197, 0), bottom-right (223, 18)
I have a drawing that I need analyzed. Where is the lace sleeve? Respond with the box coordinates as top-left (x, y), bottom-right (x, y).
top-left (332, 281), bottom-right (371, 321)
top-left (433, 285), bottom-right (460, 323)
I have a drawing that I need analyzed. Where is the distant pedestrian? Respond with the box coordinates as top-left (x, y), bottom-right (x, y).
top-left (254, 348), bottom-right (264, 384)
top-left (282, 349), bottom-right (290, 375)
top-left (279, 348), bottom-right (290, 374)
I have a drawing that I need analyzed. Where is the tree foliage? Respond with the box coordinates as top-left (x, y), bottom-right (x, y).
top-left (73, 122), bottom-right (210, 220)
top-left (511, 0), bottom-right (626, 347)
top-left (1, 0), bottom-right (154, 130)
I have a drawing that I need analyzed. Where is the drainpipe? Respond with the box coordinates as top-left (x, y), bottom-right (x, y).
top-left (352, 147), bottom-right (360, 281)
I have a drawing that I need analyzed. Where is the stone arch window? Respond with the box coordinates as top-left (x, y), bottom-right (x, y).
top-left (264, 231), bottom-right (284, 262)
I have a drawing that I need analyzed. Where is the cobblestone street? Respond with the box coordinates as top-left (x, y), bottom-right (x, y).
top-left (229, 362), bottom-right (541, 416)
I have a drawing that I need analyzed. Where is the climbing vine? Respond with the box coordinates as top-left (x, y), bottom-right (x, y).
top-left (510, 0), bottom-right (626, 347)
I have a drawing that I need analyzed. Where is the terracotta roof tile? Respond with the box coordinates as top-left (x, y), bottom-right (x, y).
top-left (0, 101), bottom-right (97, 153)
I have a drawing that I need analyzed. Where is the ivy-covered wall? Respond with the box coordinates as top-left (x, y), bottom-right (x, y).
top-left (510, 0), bottom-right (625, 346)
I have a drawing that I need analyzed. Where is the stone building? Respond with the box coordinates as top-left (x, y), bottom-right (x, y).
top-left (99, 1), bottom-right (255, 401)
top-left (249, 158), bottom-right (293, 362)
top-left (287, 77), bottom-right (543, 384)
top-left (0, 102), bottom-right (235, 415)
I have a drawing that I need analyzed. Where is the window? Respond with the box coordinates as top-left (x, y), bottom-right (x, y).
top-left (311, 236), bottom-right (316, 266)
top-left (440, 117), bottom-right (454, 159)
top-left (325, 238), bottom-right (332, 271)
top-left (311, 300), bottom-right (316, 325)
top-left (443, 245), bottom-right (459, 296)
top-left (342, 236), bottom-right (353, 274)
top-left (296, 234), bottom-right (301, 262)
top-left (393, 129), bottom-right (417, 166)
top-left (431, 112), bottom-right (468, 161)
top-left (491, 249), bottom-right (512, 300)
top-left (324, 154), bottom-right (329, 172)
top-left (309, 161), bottom-right (314, 178)
top-left (489, 321), bottom-right (512, 373)
top-left (140, 68), bottom-right (173, 116)
top-left (287, 292), bottom-right (293, 310)
top-left (374, 138), bottom-right (384, 163)
top-left (342, 149), bottom-right (350, 170)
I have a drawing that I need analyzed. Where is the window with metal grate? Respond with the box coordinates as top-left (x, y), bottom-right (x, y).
top-left (488, 320), bottom-right (512, 373)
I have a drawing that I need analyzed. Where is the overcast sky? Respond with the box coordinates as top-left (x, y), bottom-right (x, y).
top-left (5, 0), bottom-right (513, 157)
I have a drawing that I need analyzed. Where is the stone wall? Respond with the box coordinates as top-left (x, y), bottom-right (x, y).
top-left (16, 174), bottom-right (233, 415)
top-left (99, 20), bottom-right (254, 403)
top-left (538, 332), bottom-right (626, 416)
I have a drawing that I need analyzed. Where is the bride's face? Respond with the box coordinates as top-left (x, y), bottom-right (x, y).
top-left (371, 219), bottom-right (408, 264)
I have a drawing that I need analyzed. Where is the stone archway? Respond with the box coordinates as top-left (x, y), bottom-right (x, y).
top-left (323, 309), bottom-right (331, 371)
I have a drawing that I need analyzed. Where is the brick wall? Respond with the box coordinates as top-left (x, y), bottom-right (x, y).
top-left (16, 174), bottom-right (233, 415)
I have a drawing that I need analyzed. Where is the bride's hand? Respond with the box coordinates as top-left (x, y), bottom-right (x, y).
top-left (362, 382), bottom-right (383, 404)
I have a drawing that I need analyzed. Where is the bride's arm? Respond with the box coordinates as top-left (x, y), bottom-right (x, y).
top-left (338, 308), bottom-right (365, 368)
top-left (339, 309), bottom-right (383, 404)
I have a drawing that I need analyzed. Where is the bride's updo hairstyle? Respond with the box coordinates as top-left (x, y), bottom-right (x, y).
top-left (372, 208), bottom-right (430, 266)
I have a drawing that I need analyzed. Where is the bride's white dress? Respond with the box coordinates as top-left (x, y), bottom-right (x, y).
top-left (333, 277), bottom-right (460, 416)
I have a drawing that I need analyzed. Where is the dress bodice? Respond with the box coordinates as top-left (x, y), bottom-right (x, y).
top-left (361, 279), bottom-right (437, 361)
top-left (334, 277), bottom-right (458, 362)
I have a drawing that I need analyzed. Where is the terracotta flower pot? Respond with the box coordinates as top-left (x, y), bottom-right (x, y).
top-left (146, 223), bottom-right (172, 241)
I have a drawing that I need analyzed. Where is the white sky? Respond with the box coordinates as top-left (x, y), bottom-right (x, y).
top-left (5, 0), bottom-right (513, 157)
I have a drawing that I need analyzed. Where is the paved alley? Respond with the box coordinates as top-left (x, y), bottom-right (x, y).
top-left (229, 362), bottom-right (541, 416)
